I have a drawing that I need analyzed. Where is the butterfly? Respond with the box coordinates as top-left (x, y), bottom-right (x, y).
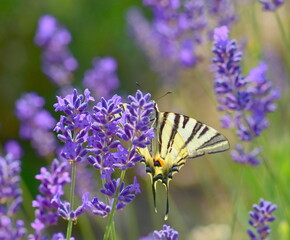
top-left (119, 102), bottom-right (230, 220)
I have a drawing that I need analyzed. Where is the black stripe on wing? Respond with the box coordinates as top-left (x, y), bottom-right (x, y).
top-left (181, 120), bottom-right (203, 150)
top-left (197, 126), bottom-right (209, 139)
top-left (182, 115), bottom-right (189, 128)
top-left (158, 112), bottom-right (168, 153)
top-left (196, 133), bottom-right (229, 153)
top-left (167, 114), bottom-right (180, 154)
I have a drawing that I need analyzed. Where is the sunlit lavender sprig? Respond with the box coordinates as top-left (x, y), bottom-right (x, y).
top-left (140, 224), bottom-right (179, 240)
top-left (87, 90), bottom-right (154, 218)
top-left (259, 0), bottom-right (284, 11)
top-left (29, 159), bottom-right (71, 240)
top-left (53, 89), bottom-right (154, 239)
top-left (247, 199), bottom-right (277, 240)
top-left (35, 15), bottom-right (78, 86)
top-left (83, 57), bottom-right (119, 99)
top-left (0, 141), bottom-right (26, 239)
top-left (212, 26), bottom-right (280, 166)
top-left (54, 88), bottom-right (94, 163)
top-left (15, 92), bottom-right (57, 157)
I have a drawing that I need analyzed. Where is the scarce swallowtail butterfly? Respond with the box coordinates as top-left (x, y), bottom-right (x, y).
top-left (120, 102), bottom-right (229, 220)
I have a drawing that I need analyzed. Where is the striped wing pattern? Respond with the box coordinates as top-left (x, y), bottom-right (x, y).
top-left (139, 104), bottom-right (229, 220)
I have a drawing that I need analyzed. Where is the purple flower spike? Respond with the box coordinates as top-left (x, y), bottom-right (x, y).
top-left (231, 144), bottom-right (262, 166)
top-left (89, 197), bottom-right (112, 217)
top-left (83, 57), bottom-right (119, 99)
top-left (87, 90), bottom-right (154, 174)
top-left (140, 224), bottom-right (179, 240)
top-left (54, 89), bottom-right (94, 162)
top-left (212, 26), bottom-right (280, 165)
top-left (51, 232), bottom-right (75, 240)
top-left (99, 176), bottom-right (141, 210)
top-left (247, 199), bottom-right (277, 240)
top-left (89, 176), bottom-right (141, 217)
top-left (15, 92), bottom-right (57, 157)
top-left (127, 1), bottom-right (237, 83)
top-left (259, 0), bottom-right (284, 11)
top-left (35, 15), bottom-right (78, 86)
top-left (4, 140), bottom-right (23, 160)
top-left (55, 192), bottom-right (89, 221)
top-left (0, 144), bottom-right (26, 239)
top-left (30, 159), bottom-right (70, 239)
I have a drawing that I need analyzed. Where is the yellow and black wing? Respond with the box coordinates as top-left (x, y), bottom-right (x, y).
top-left (138, 104), bottom-right (229, 220)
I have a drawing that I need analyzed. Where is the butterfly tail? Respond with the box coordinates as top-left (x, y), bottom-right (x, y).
top-left (152, 180), bottom-right (157, 213)
top-left (164, 181), bottom-right (169, 221)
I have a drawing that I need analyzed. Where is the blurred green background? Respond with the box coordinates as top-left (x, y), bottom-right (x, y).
top-left (1, 0), bottom-right (290, 239)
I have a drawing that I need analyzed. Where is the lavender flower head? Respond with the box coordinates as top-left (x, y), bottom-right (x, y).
top-left (54, 89), bottom-right (94, 162)
top-left (259, 0), bottom-right (284, 11)
top-left (127, 1), bottom-right (237, 83)
top-left (15, 92), bottom-right (57, 157)
top-left (87, 90), bottom-right (155, 216)
top-left (231, 144), bottom-right (262, 166)
top-left (29, 159), bottom-right (71, 239)
top-left (142, 0), bottom-right (207, 68)
top-left (0, 141), bottom-right (26, 239)
top-left (140, 225), bottom-right (179, 240)
top-left (4, 140), bottom-right (23, 160)
top-left (83, 57), bottom-right (119, 99)
top-left (35, 15), bottom-right (78, 86)
top-left (53, 89), bottom-right (154, 217)
top-left (247, 199), bottom-right (277, 240)
top-left (212, 26), bottom-right (280, 166)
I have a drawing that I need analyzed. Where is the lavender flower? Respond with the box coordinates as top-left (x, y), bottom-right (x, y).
top-left (54, 89), bottom-right (94, 162)
top-left (212, 26), bottom-right (279, 165)
top-left (126, 8), bottom-right (180, 82)
top-left (89, 176), bottom-right (141, 217)
top-left (4, 140), bottom-right (23, 160)
top-left (15, 92), bottom-right (57, 157)
top-left (87, 90), bottom-right (154, 216)
top-left (83, 57), bottom-right (119, 99)
top-left (51, 232), bottom-right (75, 240)
top-left (142, 0), bottom-right (207, 68)
top-left (52, 192), bottom-right (89, 221)
top-left (127, 1), bottom-right (237, 83)
top-left (207, 0), bottom-right (236, 27)
top-left (29, 159), bottom-right (70, 239)
top-left (35, 15), bottom-right (78, 86)
top-left (259, 0), bottom-right (284, 11)
top-left (87, 90), bottom-right (154, 175)
top-left (231, 144), bottom-right (262, 166)
top-left (247, 199), bottom-right (277, 240)
top-left (0, 142), bottom-right (26, 239)
top-left (140, 225), bottom-right (179, 240)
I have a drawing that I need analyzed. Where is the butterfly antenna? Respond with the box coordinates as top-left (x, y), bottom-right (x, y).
top-left (136, 82), bottom-right (142, 89)
top-left (155, 91), bottom-right (172, 101)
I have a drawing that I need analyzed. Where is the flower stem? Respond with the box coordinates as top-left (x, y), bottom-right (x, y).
top-left (103, 170), bottom-right (126, 240)
top-left (229, 166), bottom-right (244, 240)
top-left (66, 161), bottom-right (77, 240)
top-left (275, 11), bottom-right (290, 73)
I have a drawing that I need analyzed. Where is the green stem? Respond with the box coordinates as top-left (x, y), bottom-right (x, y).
top-left (275, 11), bottom-right (290, 73)
top-left (275, 11), bottom-right (289, 48)
top-left (103, 170), bottom-right (126, 240)
top-left (66, 161), bottom-right (77, 240)
top-left (229, 166), bottom-right (244, 240)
